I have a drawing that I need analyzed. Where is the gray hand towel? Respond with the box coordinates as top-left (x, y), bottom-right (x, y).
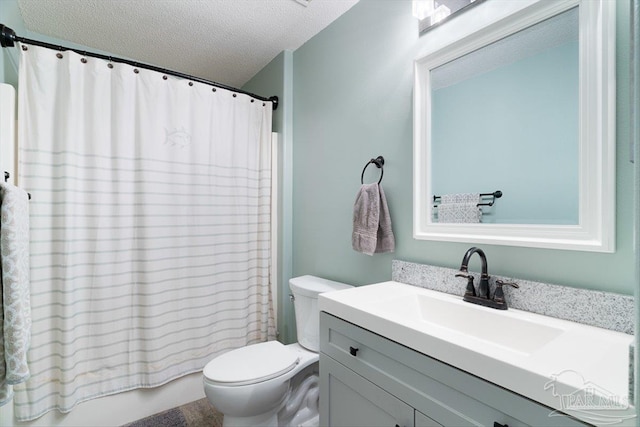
top-left (352, 183), bottom-right (395, 255)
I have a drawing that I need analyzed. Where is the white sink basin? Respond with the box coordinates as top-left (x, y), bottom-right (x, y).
top-left (373, 293), bottom-right (564, 355)
top-left (319, 281), bottom-right (635, 426)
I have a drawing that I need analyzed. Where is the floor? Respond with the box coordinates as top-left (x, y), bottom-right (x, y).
top-left (123, 398), bottom-right (223, 427)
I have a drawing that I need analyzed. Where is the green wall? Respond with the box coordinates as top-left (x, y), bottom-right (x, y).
top-left (291, 0), bottom-right (634, 301)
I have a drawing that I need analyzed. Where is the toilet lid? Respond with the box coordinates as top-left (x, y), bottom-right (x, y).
top-left (203, 341), bottom-right (300, 385)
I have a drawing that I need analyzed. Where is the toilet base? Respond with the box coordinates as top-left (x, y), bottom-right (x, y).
top-left (220, 364), bottom-right (320, 427)
top-left (277, 366), bottom-right (319, 427)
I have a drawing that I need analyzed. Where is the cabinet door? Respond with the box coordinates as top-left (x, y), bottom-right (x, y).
top-left (415, 410), bottom-right (443, 427)
top-left (320, 354), bottom-right (414, 427)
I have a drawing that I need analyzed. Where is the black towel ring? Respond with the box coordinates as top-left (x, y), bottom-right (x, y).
top-left (361, 156), bottom-right (385, 185)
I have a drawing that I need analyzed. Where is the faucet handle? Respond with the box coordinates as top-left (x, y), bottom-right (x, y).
top-left (495, 279), bottom-right (519, 288)
top-left (455, 273), bottom-right (476, 297)
top-left (493, 279), bottom-right (519, 304)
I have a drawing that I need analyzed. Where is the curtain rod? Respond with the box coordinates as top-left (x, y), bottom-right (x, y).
top-left (0, 24), bottom-right (279, 111)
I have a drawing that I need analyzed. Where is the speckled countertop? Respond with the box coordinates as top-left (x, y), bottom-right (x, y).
top-left (392, 260), bottom-right (634, 335)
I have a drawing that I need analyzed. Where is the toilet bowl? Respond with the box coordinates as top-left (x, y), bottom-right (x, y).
top-left (202, 275), bottom-right (352, 427)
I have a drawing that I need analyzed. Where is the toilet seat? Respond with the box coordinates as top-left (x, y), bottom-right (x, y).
top-left (203, 341), bottom-right (300, 386)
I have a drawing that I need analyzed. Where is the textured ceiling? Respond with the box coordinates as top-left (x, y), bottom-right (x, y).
top-left (17, 0), bottom-right (359, 88)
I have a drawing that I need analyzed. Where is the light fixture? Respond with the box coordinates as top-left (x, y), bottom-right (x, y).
top-left (412, 0), bottom-right (435, 21)
top-left (413, 0), bottom-right (483, 34)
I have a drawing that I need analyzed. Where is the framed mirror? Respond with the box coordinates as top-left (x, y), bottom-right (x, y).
top-left (413, 0), bottom-right (616, 252)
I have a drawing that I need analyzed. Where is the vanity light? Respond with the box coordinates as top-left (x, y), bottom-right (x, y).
top-left (412, 0), bottom-right (435, 21)
top-left (412, 1), bottom-right (450, 23)
top-left (431, 4), bottom-right (452, 24)
top-left (413, 0), bottom-right (481, 33)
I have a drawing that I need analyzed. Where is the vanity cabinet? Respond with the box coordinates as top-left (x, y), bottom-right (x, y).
top-left (319, 312), bottom-right (588, 427)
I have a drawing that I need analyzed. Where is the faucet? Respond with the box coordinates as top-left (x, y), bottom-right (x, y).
top-left (456, 247), bottom-right (490, 299)
top-left (455, 247), bottom-right (518, 310)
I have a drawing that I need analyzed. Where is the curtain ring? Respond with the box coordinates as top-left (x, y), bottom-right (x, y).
top-left (360, 156), bottom-right (385, 185)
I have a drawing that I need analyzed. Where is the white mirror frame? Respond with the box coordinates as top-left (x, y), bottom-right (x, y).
top-left (413, 0), bottom-right (616, 252)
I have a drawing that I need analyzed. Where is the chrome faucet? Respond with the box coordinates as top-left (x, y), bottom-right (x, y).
top-left (455, 247), bottom-right (518, 310)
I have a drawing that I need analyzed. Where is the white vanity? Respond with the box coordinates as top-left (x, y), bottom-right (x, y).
top-left (319, 282), bottom-right (634, 426)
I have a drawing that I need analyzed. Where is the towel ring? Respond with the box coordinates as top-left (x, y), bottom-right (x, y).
top-left (361, 156), bottom-right (385, 185)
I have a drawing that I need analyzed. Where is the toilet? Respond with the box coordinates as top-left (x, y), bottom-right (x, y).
top-left (202, 275), bottom-right (353, 427)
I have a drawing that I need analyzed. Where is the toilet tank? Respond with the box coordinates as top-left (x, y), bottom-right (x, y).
top-left (289, 275), bottom-right (353, 351)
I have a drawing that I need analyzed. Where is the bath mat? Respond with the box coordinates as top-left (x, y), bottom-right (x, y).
top-left (123, 398), bottom-right (223, 427)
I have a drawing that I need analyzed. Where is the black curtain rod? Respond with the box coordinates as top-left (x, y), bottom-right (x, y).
top-left (0, 24), bottom-right (279, 111)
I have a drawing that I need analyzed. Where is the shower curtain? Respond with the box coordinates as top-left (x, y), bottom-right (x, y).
top-left (13, 44), bottom-right (275, 420)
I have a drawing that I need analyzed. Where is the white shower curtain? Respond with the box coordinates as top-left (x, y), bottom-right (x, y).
top-left (14, 44), bottom-right (275, 420)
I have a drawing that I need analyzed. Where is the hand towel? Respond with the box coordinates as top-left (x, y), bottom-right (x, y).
top-left (375, 185), bottom-right (395, 253)
top-left (436, 193), bottom-right (482, 223)
top-left (437, 202), bottom-right (482, 223)
top-left (0, 182), bottom-right (31, 406)
top-left (352, 183), bottom-right (395, 255)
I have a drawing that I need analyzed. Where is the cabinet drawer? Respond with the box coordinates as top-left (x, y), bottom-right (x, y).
top-left (320, 312), bottom-right (587, 427)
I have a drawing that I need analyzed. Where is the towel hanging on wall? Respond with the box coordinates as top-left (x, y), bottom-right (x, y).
top-left (352, 183), bottom-right (395, 255)
top-left (0, 182), bottom-right (31, 406)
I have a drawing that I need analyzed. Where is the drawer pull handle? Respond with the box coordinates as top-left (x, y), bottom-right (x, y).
top-left (493, 423), bottom-right (508, 427)
top-left (349, 346), bottom-right (359, 356)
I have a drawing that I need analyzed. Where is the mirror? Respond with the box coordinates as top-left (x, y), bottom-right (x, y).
top-left (413, 0), bottom-right (615, 252)
top-left (432, 8), bottom-right (579, 225)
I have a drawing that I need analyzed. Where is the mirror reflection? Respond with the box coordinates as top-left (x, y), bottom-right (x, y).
top-left (430, 7), bottom-right (579, 225)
